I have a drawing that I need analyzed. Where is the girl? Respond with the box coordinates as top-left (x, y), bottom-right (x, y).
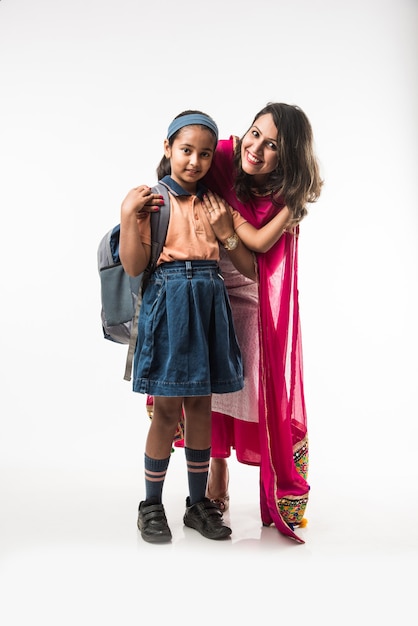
top-left (119, 110), bottom-right (257, 543)
top-left (202, 102), bottom-right (323, 543)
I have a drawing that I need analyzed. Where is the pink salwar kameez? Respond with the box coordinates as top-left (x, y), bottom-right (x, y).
top-left (205, 138), bottom-right (310, 543)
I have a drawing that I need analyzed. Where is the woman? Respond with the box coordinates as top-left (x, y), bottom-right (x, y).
top-left (148, 102), bottom-right (322, 543)
top-left (202, 102), bottom-right (323, 543)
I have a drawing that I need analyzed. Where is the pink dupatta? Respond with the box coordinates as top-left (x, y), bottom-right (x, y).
top-left (205, 138), bottom-right (309, 542)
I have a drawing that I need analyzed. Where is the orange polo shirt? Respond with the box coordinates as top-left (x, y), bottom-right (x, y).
top-left (138, 177), bottom-right (247, 265)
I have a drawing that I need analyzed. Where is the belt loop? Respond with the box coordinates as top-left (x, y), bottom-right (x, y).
top-left (185, 260), bottom-right (192, 279)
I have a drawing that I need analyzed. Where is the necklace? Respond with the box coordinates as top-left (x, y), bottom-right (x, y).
top-left (251, 186), bottom-right (271, 197)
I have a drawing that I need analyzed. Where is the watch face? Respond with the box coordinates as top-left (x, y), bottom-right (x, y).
top-left (225, 234), bottom-right (239, 250)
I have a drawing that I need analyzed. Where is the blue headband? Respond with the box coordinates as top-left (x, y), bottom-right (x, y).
top-left (167, 114), bottom-right (218, 142)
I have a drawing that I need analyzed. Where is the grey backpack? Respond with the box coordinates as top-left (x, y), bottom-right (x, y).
top-left (97, 182), bottom-right (170, 380)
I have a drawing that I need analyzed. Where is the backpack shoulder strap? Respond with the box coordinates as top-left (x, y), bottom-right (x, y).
top-left (123, 182), bottom-right (170, 381)
top-left (148, 182), bottom-right (171, 271)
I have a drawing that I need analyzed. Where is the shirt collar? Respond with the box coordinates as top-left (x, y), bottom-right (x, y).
top-left (160, 175), bottom-right (207, 200)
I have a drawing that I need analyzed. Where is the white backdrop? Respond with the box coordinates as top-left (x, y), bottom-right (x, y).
top-left (0, 0), bottom-right (417, 623)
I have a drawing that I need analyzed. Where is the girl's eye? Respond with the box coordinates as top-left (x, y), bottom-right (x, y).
top-left (251, 130), bottom-right (259, 138)
top-left (267, 141), bottom-right (277, 150)
top-left (201, 151), bottom-right (211, 158)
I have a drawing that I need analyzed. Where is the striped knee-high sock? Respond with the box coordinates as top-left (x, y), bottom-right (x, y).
top-left (185, 447), bottom-right (211, 506)
top-left (144, 453), bottom-right (170, 503)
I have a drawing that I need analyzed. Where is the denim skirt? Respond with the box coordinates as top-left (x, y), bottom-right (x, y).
top-left (132, 261), bottom-right (244, 396)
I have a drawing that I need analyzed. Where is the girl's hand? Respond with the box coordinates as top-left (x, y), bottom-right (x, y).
top-left (202, 191), bottom-right (235, 241)
top-left (121, 185), bottom-right (165, 218)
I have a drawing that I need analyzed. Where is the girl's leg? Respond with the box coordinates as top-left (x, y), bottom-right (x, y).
top-left (183, 395), bottom-right (212, 505)
top-left (144, 396), bottom-right (183, 501)
top-left (137, 396), bottom-right (183, 544)
top-left (146, 396), bottom-right (183, 459)
top-left (182, 396), bottom-right (232, 540)
top-left (183, 395), bottom-right (212, 450)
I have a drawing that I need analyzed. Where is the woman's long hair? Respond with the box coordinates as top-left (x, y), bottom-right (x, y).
top-left (233, 102), bottom-right (323, 222)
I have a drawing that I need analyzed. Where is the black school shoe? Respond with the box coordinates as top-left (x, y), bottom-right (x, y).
top-left (183, 497), bottom-right (232, 540)
top-left (137, 499), bottom-right (172, 544)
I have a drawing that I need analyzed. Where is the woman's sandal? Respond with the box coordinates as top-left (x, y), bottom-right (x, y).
top-left (208, 493), bottom-right (230, 513)
top-left (206, 462), bottom-right (230, 512)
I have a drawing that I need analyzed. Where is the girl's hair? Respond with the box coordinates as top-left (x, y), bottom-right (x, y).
top-left (233, 102), bottom-right (323, 222)
top-left (156, 110), bottom-right (218, 179)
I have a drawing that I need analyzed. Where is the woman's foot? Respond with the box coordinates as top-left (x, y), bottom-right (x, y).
top-left (206, 458), bottom-right (230, 512)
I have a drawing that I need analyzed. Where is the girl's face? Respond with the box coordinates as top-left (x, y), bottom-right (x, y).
top-left (241, 113), bottom-right (279, 184)
top-left (164, 125), bottom-right (216, 193)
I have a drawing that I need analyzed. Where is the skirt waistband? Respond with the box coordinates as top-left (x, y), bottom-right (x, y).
top-left (154, 260), bottom-right (221, 280)
top-left (159, 260), bottom-right (218, 269)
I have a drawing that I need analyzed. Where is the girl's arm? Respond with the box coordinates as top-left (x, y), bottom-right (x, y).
top-left (119, 185), bottom-right (159, 276)
top-left (202, 190), bottom-right (292, 254)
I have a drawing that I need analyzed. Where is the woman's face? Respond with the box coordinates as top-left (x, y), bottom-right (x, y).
top-left (240, 113), bottom-right (279, 183)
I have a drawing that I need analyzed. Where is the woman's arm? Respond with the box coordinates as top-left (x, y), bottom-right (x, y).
top-left (235, 207), bottom-right (291, 253)
top-left (202, 190), bottom-right (292, 254)
top-left (223, 239), bottom-right (257, 281)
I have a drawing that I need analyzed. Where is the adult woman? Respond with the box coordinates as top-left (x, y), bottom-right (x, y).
top-left (202, 102), bottom-right (323, 543)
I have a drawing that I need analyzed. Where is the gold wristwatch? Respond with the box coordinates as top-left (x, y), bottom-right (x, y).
top-left (223, 232), bottom-right (239, 251)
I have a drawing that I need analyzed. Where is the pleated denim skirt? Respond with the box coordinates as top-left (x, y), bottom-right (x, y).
top-left (132, 260), bottom-right (244, 396)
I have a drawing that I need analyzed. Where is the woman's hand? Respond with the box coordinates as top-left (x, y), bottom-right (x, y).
top-left (121, 185), bottom-right (165, 219)
top-left (202, 190), bottom-right (235, 241)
